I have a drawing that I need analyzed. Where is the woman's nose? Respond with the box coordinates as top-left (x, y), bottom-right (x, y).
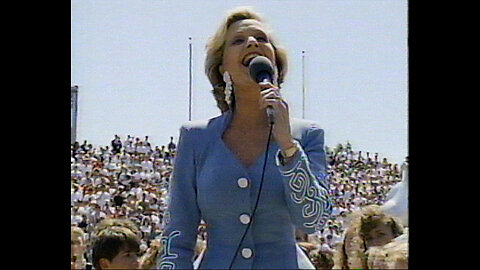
top-left (246, 36), bottom-right (259, 48)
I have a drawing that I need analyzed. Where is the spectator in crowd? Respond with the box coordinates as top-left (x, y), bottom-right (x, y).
top-left (80, 140), bottom-right (89, 152)
top-left (71, 226), bottom-right (87, 269)
top-left (125, 137), bottom-right (134, 154)
top-left (309, 236), bottom-right (335, 269)
top-left (366, 228), bottom-right (408, 269)
top-left (72, 141), bottom-right (81, 156)
top-left (111, 135), bottom-right (122, 155)
top-left (91, 218), bottom-right (141, 269)
top-left (167, 136), bottom-right (176, 153)
top-left (332, 205), bottom-right (406, 269)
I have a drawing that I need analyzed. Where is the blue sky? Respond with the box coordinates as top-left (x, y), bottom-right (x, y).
top-left (71, 0), bottom-right (408, 164)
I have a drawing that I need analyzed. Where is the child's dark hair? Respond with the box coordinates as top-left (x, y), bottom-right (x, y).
top-left (91, 219), bottom-right (140, 269)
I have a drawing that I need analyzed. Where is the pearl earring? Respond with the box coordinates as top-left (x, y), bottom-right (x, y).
top-left (223, 71), bottom-right (232, 107)
top-left (273, 66), bottom-right (279, 86)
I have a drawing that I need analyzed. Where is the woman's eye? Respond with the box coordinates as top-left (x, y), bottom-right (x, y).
top-left (232, 38), bottom-right (244, 45)
top-left (256, 36), bottom-right (267, 42)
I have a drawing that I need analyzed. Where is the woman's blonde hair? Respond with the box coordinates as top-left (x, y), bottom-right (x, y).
top-left (71, 226), bottom-right (86, 244)
top-left (205, 6), bottom-right (288, 112)
top-left (332, 205), bottom-right (404, 269)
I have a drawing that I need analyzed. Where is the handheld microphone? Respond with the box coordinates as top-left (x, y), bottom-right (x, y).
top-left (248, 56), bottom-right (275, 125)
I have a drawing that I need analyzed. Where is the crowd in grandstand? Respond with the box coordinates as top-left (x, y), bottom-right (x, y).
top-left (71, 135), bottom-right (407, 269)
top-left (71, 135), bottom-right (177, 269)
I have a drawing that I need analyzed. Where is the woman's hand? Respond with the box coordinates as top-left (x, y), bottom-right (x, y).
top-left (258, 81), bottom-right (296, 151)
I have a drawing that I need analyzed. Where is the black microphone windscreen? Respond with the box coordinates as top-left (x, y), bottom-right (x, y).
top-left (249, 56), bottom-right (274, 83)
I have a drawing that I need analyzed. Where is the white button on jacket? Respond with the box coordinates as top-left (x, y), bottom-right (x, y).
top-left (239, 213), bottom-right (251, 224)
top-left (237, 177), bottom-right (249, 188)
top-left (241, 248), bottom-right (253, 259)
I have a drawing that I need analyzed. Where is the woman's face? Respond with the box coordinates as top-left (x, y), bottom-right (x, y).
top-left (364, 223), bottom-right (395, 248)
top-left (71, 236), bottom-right (86, 269)
top-left (221, 19), bottom-right (276, 89)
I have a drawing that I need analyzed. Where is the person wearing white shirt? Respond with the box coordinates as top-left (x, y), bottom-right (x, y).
top-left (139, 170), bottom-right (147, 181)
top-left (102, 149), bottom-right (111, 162)
top-left (80, 161), bottom-right (93, 175)
top-left (81, 192), bottom-right (92, 204)
top-left (129, 169), bottom-right (140, 183)
top-left (78, 177), bottom-right (91, 186)
top-left (146, 191), bottom-right (157, 203)
top-left (329, 229), bottom-right (343, 248)
top-left (100, 168), bottom-right (109, 177)
top-left (343, 188), bottom-right (354, 202)
top-left (77, 161), bottom-right (86, 172)
top-left (111, 153), bottom-right (120, 164)
top-left (71, 166), bottom-right (84, 179)
top-left (96, 190), bottom-right (111, 207)
top-left (140, 216), bottom-right (152, 235)
top-left (141, 158), bottom-right (154, 171)
top-left (105, 161), bottom-right (117, 171)
top-left (152, 170), bottom-right (161, 182)
top-left (71, 213), bottom-right (83, 225)
top-left (124, 135), bottom-right (132, 147)
top-left (138, 145), bottom-right (146, 155)
top-left (145, 170), bottom-right (155, 182)
top-left (324, 234), bottom-right (336, 250)
top-left (120, 152), bottom-right (131, 165)
top-left (85, 204), bottom-right (97, 224)
top-left (331, 206), bottom-right (342, 217)
top-left (107, 166), bottom-right (119, 177)
top-left (151, 213), bottom-right (160, 225)
top-left (132, 187), bottom-right (143, 201)
top-left (319, 238), bottom-right (335, 255)
top-left (131, 156), bottom-right (141, 167)
top-left (135, 141), bottom-right (146, 155)
top-left (125, 142), bottom-right (134, 154)
top-left (336, 211), bottom-right (346, 228)
top-left (92, 177), bottom-right (103, 187)
top-left (333, 207), bottom-right (346, 219)
top-left (321, 224), bottom-right (333, 240)
top-left (352, 194), bottom-right (362, 207)
top-left (145, 142), bottom-right (153, 155)
top-left (72, 187), bottom-right (84, 206)
top-left (119, 174), bottom-right (131, 186)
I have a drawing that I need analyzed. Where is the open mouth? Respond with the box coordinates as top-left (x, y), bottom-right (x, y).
top-left (242, 52), bottom-right (263, 67)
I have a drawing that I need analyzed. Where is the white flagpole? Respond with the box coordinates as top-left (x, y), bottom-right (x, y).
top-left (302, 50), bottom-right (306, 119)
top-left (188, 37), bottom-right (192, 121)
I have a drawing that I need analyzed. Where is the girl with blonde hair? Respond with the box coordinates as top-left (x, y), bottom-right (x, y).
top-left (332, 205), bottom-right (407, 269)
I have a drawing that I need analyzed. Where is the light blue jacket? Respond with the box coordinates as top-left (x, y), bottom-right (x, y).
top-left (157, 111), bottom-right (332, 269)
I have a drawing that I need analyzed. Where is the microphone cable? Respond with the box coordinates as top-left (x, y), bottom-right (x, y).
top-left (228, 122), bottom-right (274, 269)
